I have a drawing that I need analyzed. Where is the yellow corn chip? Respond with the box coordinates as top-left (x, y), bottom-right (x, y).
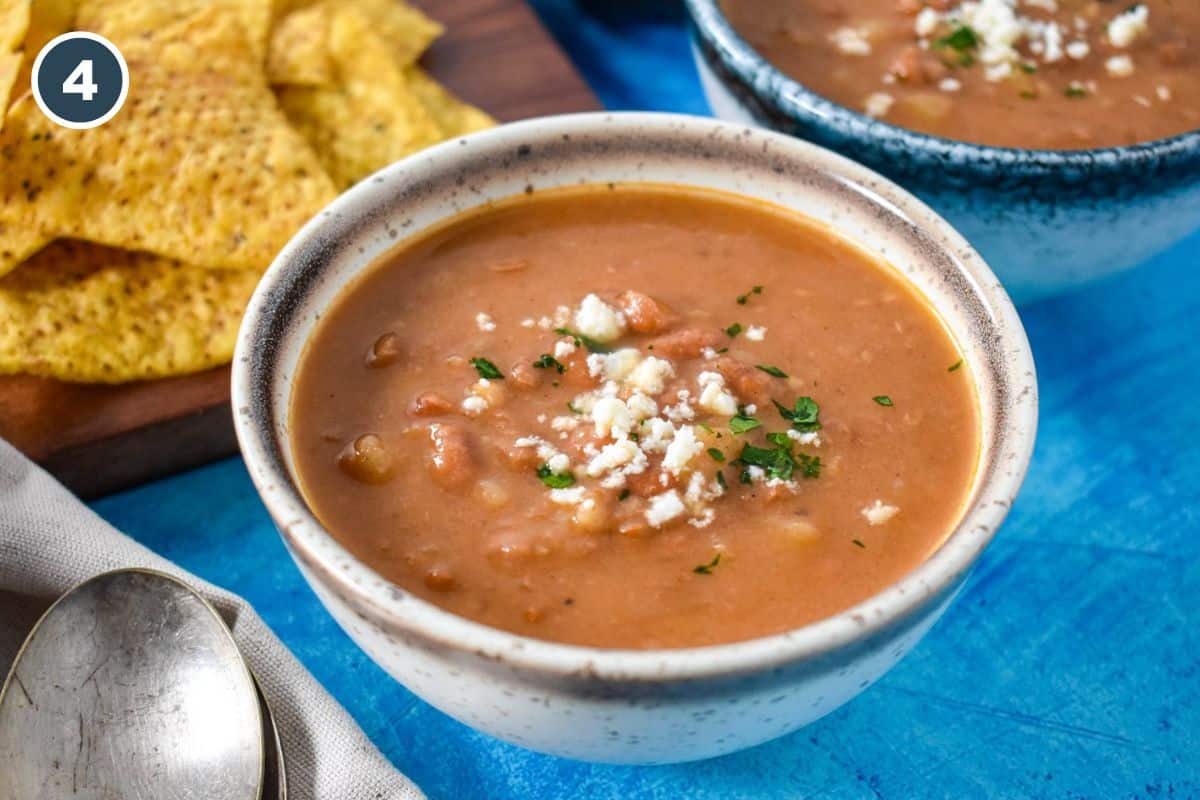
top-left (0, 49), bottom-right (19, 124)
top-left (0, 221), bottom-right (48, 274)
top-left (75, 0), bottom-right (271, 62)
top-left (350, 0), bottom-right (442, 67)
top-left (276, 6), bottom-right (443, 188)
top-left (0, 0), bottom-right (29, 51)
top-left (0, 7), bottom-right (336, 274)
top-left (265, 2), bottom-right (333, 87)
top-left (0, 240), bottom-right (260, 382)
top-left (7, 0), bottom-right (78, 118)
top-left (405, 65), bottom-right (495, 138)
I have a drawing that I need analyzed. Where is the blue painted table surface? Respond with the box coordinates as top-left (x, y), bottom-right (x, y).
top-left (90, 3), bottom-right (1198, 797)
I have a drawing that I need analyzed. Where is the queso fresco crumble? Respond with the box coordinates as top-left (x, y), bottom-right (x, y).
top-left (289, 187), bottom-right (980, 649)
top-left (721, 0), bottom-right (1199, 150)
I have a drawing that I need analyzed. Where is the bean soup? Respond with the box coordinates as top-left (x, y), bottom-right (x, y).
top-left (721, 0), bottom-right (1199, 150)
top-left (290, 186), bottom-right (980, 649)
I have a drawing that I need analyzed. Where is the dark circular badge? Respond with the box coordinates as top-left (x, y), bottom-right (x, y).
top-left (31, 32), bottom-right (129, 130)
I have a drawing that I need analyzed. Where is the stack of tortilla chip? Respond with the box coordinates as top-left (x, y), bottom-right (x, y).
top-left (0, 0), bottom-right (493, 382)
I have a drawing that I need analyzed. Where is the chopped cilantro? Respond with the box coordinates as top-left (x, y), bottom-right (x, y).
top-left (798, 454), bottom-right (822, 479)
top-left (618, 488), bottom-right (631, 501)
top-left (716, 470), bottom-right (728, 490)
top-left (536, 464), bottom-right (575, 489)
top-left (766, 432), bottom-right (792, 448)
top-left (774, 396), bottom-right (821, 432)
top-left (469, 357), bottom-right (504, 380)
top-left (852, 539), bottom-right (866, 549)
top-left (1065, 84), bottom-right (1088, 99)
top-left (724, 322), bottom-right (743, 338)
top-left (756, 364), bottom-right (788, 378)
top-left (629, 431), bottom-right (640, 443)
top-left (873, 395), bottom-right (894, 407)
top-left (935, 25), bottom-right (979, 52)
top-left (948, 359), bottom-right (964, 372)
top-left (693, 553), bottom-right (722, 575)
top-left (716, 347), bottom-right (729, 354)
top-left (566, 400), bottom-right (581, 414)
top-left (553, 326), bottom-right (608, 353)
top-left (533, 354), bottom-right (567, 373)
top-left (736, 285), bottom-right (764, 305)
top-left (1019, 62), bottom-right (1037, 74)
top-left (707, 447), bottom-right (726, 463)
top-left (735, 437), bottom-right (820, 483)
top-left (729, 414), bottom-right (761, 434)
top-left (697, 422), bottom-right (714, 434)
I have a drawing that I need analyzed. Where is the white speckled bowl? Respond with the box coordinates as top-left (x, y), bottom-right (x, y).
top-left (232, 112), bottom-right (1038, 764)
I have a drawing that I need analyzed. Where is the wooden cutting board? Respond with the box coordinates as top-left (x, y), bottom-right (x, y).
top-left (0, 0), bottom-right (600, 499)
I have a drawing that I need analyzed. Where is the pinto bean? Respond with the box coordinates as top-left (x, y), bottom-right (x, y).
top-left (423, 567), bottom-right (456, 592)
top-left (510, 360), bottom-right (543, 389)
top-left (618, 290), bottom-right (679, 334)
top-left (647, 328), bottom-right (725, 360)
top-left (426, 423), bottom-right (476, 489)
top-left (337, 434), bottom-right (394, 484)
top-left (716, 356), bottom-right (772, 407)
top-left (409, 391), bottom-right (453, 417)
top-left (364, 332), bottom-right (402, 368)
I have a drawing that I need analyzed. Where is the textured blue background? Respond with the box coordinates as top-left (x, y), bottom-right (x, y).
top-left (90, 3), bottom-right (1198, 797)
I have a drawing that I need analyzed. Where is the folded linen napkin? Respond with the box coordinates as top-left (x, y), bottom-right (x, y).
top-left (0, 438), bottom-right (425, 800)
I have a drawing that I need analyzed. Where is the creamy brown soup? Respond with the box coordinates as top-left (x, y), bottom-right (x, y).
top-left (722, 0), bottom-right (1199, 150)
top-left (290, 186), bottom-right (979, 649)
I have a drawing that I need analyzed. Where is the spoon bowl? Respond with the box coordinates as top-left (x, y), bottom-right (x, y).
top-left (0, 569), bottom-right (264, 800)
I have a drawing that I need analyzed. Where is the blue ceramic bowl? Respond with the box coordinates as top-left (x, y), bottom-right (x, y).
top-left (684, 0), bottom-right (1200, 304)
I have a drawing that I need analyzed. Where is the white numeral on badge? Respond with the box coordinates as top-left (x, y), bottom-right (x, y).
top-left (62, 59), bottom-right (98, 101)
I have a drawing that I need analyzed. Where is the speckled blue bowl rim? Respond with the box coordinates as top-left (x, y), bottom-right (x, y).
top-left (232, 112), bottom-right (1039, 685)
top-left (684, 0), bottom-right (1200, 180)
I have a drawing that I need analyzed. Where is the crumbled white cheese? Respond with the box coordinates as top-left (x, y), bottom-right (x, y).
top-left (915, 7), bottom-right (941, 37)
top-left (536, 316), bottom-right (554, 330)
top-left (461, 396), bottom-right (488, 416)
top-left (586, 439), bottom-right (645, 478)
top-left (745, 325), bottom-right (766, 342)
top-left (696, 371), bottom-right (739, 416)
top-left (864, 92), bottom-right (894, 118)
top-left (520, 318), bottom-right (536, 328)
top-left (830, 26), bottom-right (872, 56)
top-left (626, 392), bottom-right (658, 421)
top-left (688, 509), bottom-right (716, 529)
top-left (475, 312), bottom-right (496, 333)
top-left (1105, 54), bottom-right (1134, 77)
top-left (663, 389), bottom-right (695, 422)
top-left (786, 430), bottom-right (822, 448)
top-left (862, 500), bottom-right (900, 526)
top-left (1040, 21), bottom-right (1064, 63)
top-left (1157, 85), bottom-right (1172, 102)
top-left (638, 418), bottom-right (677, 454)
top-left (549, 487), bottom-right (586, 506)
top-left (553, 338), bottom-right (577, 360)
top-left (1023, 0), bottom-right (1057, 12)
top-left (939, 77), bottom-right (963, 93)
top-left (700, 346), bottom-right (719, 360)
top-left (546, 453), bottom-right (571, 474)
top-left (984, 61), bottom-right (1013, 82)
top-left (662, 425), bottom-right (704, 476)
top-left (627, 356), bottom-right (675, 396)
top-left (587, 348), bottom-right (641, 382)
top-left (1065, 40), bottom-right (1089, 60)
top-left (646, 490), bottom-right (687, 528)
top-left (591, 397), bottom-right (635, 439)
top-left (551, 415), bottom-right (579, 432)
top-left (955, 0), bottom-right (1023, 68)
top-left (1107, 4), bottom-right (1148, 48)
top-left (574, 294), bottom-right (626, 343)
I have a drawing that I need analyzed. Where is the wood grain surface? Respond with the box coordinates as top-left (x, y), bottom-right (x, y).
top-left (0, 0), bottom-right (600, 498)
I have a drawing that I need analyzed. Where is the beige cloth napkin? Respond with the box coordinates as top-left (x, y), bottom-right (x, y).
top-left (0, 439), bottom-right (425, 800)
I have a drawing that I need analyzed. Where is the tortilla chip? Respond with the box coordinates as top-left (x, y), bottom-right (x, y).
top-left (351, 0), bottom-right (442, 68)
top-left (276, 6), bottom-right (443, 188)
top-left (6, 0), bottom-right (77, 118)
top-left (265, 2), bottom-right (333, 87)
top-left (0, 0), bottom-right (30, 51)
top-left (0, 49), bottom-right (19, 122)
top-left (0, 7), bottom-right (336, 274)
top-left (0, 240), bottom-right (259, 382)
top-left (0, 221), bottom-right (49, 273)
top-left (405, 65), bottom-right (495, 138)
top-left (75, 0), bottom-right (271, 61)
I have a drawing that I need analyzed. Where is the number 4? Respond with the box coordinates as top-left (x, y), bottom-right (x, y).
top-left (62, 59), bottom-right (98, 101)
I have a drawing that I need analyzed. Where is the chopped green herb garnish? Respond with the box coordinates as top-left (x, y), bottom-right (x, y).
top-left (852, 539), bottom-right (866, 549)
top-left (716, 347), bottom-right (729, 354)
top-left (735, 285), bottom-right (764, 305)
top-left (948, 359), bottom-right (964, 372)
top-left (693, 553), bottom-right (722, 575)
top-left (469, 357), bottom-right (504, 380)
top-left (873, 395), bottom-right (894, 407)
top-left (774, 396), bottom-right (821, 433)
top-left (553, 326), bottom-right (608, 353)
top-left (1019, 62), bottom-right (1037, 74)
top-left (935, 25), bottom-right (979, 52)
top-left (725, 322), bottom-right (743, 338)
top-left (1019, 90), bottom-right (1038, 100)
top-left (716, 470), bottom-right (728, 490)
top-left (618, 488), bottom-right (631, 501)
top-left (737, 442), bottom-right (795, 482)
top-left (536, 464), bottom-right (575, 489)
top-left (707, 447), bottom-right (726, 463)
top-left (697, 422), bottom-right (714, 434)
top-left (799, 454), bottom-right (822, 479)
top-left (1065, 84), bottom-right (1088, 98)
top-left (756, 364), bottom-right (788, 378)
top-left (766, 432), bottom-right (792, 448)
top-left (533, 354), bottom-right (567, 373)
top-left (729, 414), bottom-right (761, 434)
top-left (567, 400), bottom-right (581, 414)
top-left (629, 432), bottom-right (640, 443)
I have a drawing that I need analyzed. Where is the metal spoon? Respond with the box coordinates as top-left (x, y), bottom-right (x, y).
top-left (256, 677), bottom-right (288, 799)
top-left (0, 569), bottom-right (265, 800)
